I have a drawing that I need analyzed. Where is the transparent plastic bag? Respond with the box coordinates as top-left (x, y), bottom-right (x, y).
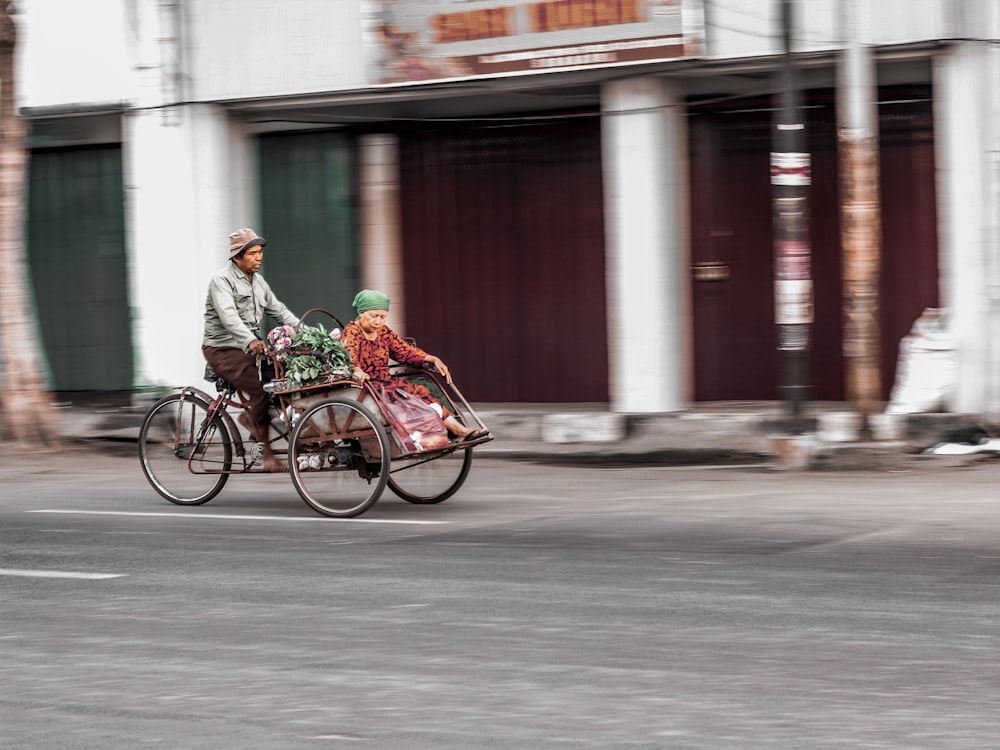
top-left (375, 384), bottom-right (449, 452)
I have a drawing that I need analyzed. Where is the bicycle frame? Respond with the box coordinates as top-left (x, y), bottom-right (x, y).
top-left (174, 384), bottom-right (255, 474)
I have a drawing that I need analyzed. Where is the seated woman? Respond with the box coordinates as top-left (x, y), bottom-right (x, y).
top-left (340, 289), bottom-right (488, 442)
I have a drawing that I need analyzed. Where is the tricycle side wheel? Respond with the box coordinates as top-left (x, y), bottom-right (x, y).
top-left (388, 446), bottom-right (472, 504)
top-left (138, 393), bottom-right (232, 505)
top-left (288, 397), bottom-right (391, 518)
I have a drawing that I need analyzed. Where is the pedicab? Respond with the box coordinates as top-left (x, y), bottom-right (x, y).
top-left (137, 310), bottom-right (492, 518)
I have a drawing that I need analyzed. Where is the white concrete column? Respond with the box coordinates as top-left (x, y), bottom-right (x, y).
top-left (601, 77), bottom-right (690, 413)
top-left (123, 0), bottom-right (255, 390)
top-left (358, 134), bottom-right (406, 333)
top-left (934, 15), bottom-right (1000, 417)
top-left (986, 0), bottom-right (1000, 420)
top-left (124, 105), bottom-right (255, 389)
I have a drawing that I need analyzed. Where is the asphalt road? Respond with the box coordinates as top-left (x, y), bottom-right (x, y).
top-left (2, 449), bottom-right (999, 749)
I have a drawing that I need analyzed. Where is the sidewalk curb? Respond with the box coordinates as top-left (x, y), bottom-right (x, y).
top-left (52, 402), bottom-right (1000, 470)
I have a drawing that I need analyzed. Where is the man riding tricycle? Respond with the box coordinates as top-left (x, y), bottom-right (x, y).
top-left (138, 228), bottom-right (491, 518)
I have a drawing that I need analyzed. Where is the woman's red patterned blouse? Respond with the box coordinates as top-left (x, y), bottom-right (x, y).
top-left (340, 321), bottom-right (429, 385)
top-left (341, 321), bottom-right (452, 417)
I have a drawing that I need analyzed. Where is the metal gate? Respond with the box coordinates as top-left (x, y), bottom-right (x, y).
top-left (27, 145), bottom-right (132, 392)
top-left (399, 120), bottom-right (609, 403)
top-left (688, 88), bottom-right (939, 401)
top-left (257, 131), bottom-right (360, 323)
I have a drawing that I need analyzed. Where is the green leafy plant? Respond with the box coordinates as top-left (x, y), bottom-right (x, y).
top-left (284, 324), bottom-right (352, 384)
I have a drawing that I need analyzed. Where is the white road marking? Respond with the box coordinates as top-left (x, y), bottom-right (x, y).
top-left (0, 568), bottom-right (125, 580)
top-left (27, 510), bottom-right (448, 525)
top-left (656, 463), bottom-right (770, 471)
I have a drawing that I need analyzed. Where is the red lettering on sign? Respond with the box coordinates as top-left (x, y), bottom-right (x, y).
top-left (530, 0), bottom-right (642, 33)
top-left (431, 7), bottom-right (513, 43)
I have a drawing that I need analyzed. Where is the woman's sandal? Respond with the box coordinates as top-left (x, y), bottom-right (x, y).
top-left (462, 428), bottom-right (489, 442)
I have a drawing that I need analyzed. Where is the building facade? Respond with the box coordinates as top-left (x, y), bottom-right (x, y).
top-left (15, 0), bottom-right (1000, 415)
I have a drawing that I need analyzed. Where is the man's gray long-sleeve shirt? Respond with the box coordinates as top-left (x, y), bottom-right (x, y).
top-left (202, 262), bottom-right (299, 351)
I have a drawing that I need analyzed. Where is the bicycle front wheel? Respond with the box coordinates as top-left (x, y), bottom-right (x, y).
top-left (139, 393), bottom-right (232, 505)
top-left (289, 397), bottom-right (391, 518)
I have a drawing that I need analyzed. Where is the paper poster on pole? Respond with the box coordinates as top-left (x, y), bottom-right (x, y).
top-left (775, 279), bottom-right (813, 326)
top-left (775, 239), bottom-right (813, 344)
top-left (770, 152), bottom-right (812, 186)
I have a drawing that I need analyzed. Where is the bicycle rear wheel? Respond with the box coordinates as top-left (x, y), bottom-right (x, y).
top-left (388, 446), bottom-right (472, 504)
top-left (289, 397), bottom-right (391, 518)
top-left (139, 393), bottom-right (232, 504)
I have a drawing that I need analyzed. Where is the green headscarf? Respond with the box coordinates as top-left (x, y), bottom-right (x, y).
top-left (352, 289), bottom-right (390, 314)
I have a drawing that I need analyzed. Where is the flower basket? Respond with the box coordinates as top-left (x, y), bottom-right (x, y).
top-left (268, 323), bottom-right (352, 388)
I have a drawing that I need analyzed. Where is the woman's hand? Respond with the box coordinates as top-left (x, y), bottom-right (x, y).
top-left (352, 367), bottom-right (369, 384)
top-left (426, 356), bottom-right (452, 384)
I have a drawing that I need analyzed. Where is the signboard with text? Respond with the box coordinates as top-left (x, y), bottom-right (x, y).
top-left (363, 0), bottom-right (704, 84)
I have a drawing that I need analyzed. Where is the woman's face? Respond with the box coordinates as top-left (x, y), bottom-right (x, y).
top-left (358, 309), bottom-right (389, 335)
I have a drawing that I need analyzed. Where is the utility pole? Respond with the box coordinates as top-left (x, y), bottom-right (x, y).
top-left (772, 0), bottom-right (813, 427)
top-left (837, 0), bottom-right (881, 438)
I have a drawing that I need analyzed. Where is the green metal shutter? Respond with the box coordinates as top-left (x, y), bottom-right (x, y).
top-left (257, 131), bottom-right (359, 328)
top-left (27, 146), bottom-right (132, 392)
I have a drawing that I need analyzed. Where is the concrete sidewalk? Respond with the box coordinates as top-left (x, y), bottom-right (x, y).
top-left (46, 393), bottom-right (1000, 470)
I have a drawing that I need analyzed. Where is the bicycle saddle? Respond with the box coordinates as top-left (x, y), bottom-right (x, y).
top-left (203, 363), bottom-right (235, 393)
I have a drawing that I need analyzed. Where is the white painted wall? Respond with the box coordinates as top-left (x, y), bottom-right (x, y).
top-left (865, 0), bottom-right (949, 43)
top-left (18, 0), bottom-right (135, 108)
top-left (18, 0), bottom-right (363, 111)
top-left (989, 14), bottom-right (1000, 421)
top-left (16, 0), bottom-right (959, 113)
top-left (185, 0), bottom-right (366, 100)
top-left (703, 0), bottom-right (780, 57)
top-left (701, 0), bottom-right (948, 58)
